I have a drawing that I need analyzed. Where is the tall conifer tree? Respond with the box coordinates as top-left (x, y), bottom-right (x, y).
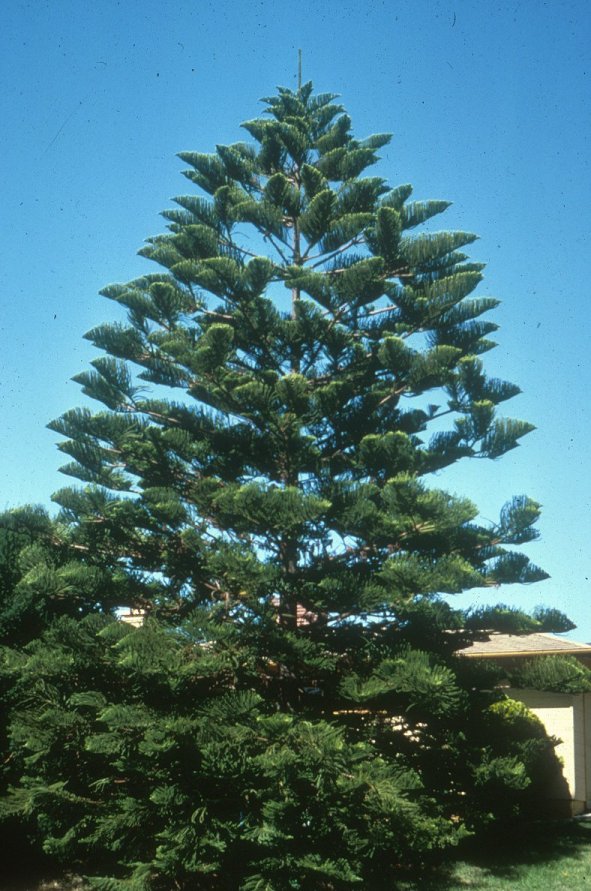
top-left (51, 83), bottom-right (545, 624)
top-left (2, 84), bottom-right (558, 889)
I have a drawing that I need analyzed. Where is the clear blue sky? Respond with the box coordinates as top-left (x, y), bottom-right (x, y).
top-left (2, 1), bottom-right (590, 635)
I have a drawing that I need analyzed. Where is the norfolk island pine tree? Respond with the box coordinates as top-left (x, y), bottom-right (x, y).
top-left (0, 82), bottom-right (561, 890)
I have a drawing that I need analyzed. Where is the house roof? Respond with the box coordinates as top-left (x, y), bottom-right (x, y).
top-left (459, 632), bottom-right (591, 659)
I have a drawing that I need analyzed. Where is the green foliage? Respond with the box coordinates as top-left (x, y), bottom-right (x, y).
top-left (1, 617), bottom-right (462, 889)
top-left (532, 607), bottom-right (576, 633)
top-left (511, 656), bottom-right (591, 694)
top-left (0, 506), bottom-right (127, 646)
top-left (464, 605), bottom-right (544, 635)
top-left (0, 82), bottom-right (559, 887)
top-left (473, 697), bottom-right (565, 821)
top-left (464, 604), bottom-right (575, 636)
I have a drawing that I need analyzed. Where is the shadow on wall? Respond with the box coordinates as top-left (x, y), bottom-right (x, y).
top-left (509, 688), bottom-right (591, 818)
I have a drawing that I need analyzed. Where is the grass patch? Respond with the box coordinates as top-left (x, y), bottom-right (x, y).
top-left (399, 820), bottom-right (591, 889)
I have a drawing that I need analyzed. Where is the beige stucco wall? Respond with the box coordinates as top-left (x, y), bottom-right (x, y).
top-left (508, 688), bottom-right (590, 815)
top-left (584, 692), bottom-right (591, 809)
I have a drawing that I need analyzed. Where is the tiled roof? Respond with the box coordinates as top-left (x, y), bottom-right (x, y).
top-left (459, 632), bottom-right (591, 658)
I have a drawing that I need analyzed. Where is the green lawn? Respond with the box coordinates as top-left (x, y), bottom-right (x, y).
top-left (400, 820), bottom-right (591, 890)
